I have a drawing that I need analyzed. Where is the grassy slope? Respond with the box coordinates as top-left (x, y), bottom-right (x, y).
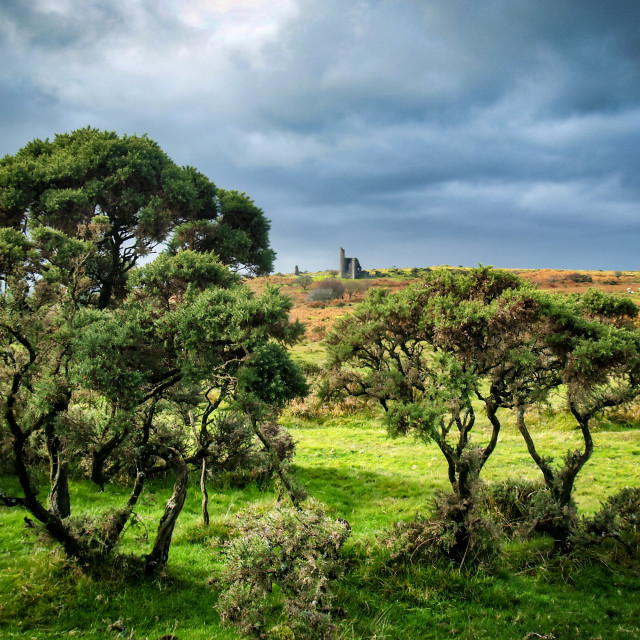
top-left (1, 408), bottom-right (639, 639)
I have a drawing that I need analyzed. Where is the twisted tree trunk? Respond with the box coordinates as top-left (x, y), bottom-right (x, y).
top-left (144, 446), bottom-right (189, 575)
top-left (200, 459), bottom-right (210, 526)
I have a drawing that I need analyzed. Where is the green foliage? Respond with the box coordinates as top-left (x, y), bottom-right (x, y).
top-left (128, 249), bottom-right (238, 305)
top-left (577, 287), bottom-right (638, 326)
top-left (217, 499), bottom-right (351, 640)
top-left (0, 133), bottom-right (304, 572)
top-left (0, 127), bottom-right (212, 306)
top-left (297, 274), bottom-right (313, 290)
top-left (203, 413), bottom-right (296, 487)
top-left (342, 279), bottom-right (370, 298)
top-left (324, 266), bottom-right (640, 555)
top-left (323, 267), bottom-right (541, 560)
top-left (167, 189), bottom-right (276, 275)
top-left (386, 488), bottom-right (500, 567)
top-left (241, 343), bottom-right (309, 409)
top-left (584, 487), bottom-right (640, 541)
top-left (483, 479), bottom-right (546, 535)
top-left (566, 272), bottom-right (593, 283)
top-left (0, 128), bottom-right (276, 310)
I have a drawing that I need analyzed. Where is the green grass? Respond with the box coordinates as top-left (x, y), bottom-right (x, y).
top-left (1, 405), bottom-right (639, 639)
top-left (288, 340), bottom-right (328, 370)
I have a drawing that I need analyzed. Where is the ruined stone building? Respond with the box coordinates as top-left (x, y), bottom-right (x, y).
top-left (339, 247), bottom-right (367, 278)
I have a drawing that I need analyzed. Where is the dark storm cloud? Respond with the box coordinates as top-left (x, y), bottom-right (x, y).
top-left (1, 0), bottom-right (639, 271)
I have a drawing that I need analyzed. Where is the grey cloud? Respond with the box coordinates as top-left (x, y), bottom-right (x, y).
top-left (0, 0), bottom-right (638, 272)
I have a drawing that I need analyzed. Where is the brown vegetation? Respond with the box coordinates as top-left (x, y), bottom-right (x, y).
top-left (245, 269), bottom-right (640, 340)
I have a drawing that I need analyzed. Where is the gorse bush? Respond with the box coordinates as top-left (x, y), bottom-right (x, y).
top-left (566, 272), bottom-right (593, 283)
top-left (217, 499), bottom-right (351, 640)
top-left (206, 413), bottom-right (296, 487)
top-left (583, 487), bottom-right (640, 545)
top-left (483, 479), bottom-right (546, 536)
top-left (310, 278), bottom-right (344, 300)
top-left (306, 288), bottom-right (337, 303)
top-left (386, 487), bottom-right (500, 567)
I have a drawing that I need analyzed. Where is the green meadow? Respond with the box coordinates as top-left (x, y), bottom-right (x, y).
top-left (2, 369), bottom-right (639, 639)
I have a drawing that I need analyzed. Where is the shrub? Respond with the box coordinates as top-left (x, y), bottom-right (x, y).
top-left (584, 487), bottom-right (640, 539)
top-left (314, 278), bottom-right (344, 298)
top-left (217, 500), bottom-right (351, 639)
top-left (525, 486), bottom-right (579, 547)
top-left (208, 413), bottom-right (295, 487)
top-left (342, 279), bottom-right (370, 299)
top-left (483, 479), bottom-right (545, 535)
top-left (297, 275), bottom-right (313, 290)
top-left (605, 400), bottom-right (640, 426)
top-left (565, 272), bottom-right (593, 283)
top-left (306, 288), bottom-right (337, 303)
top-left (386, 490), bottom-right (500, 567)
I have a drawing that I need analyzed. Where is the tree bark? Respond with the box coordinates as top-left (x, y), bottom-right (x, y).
top-left (481, 401), bottom-right (501, 472)
top-left (90, 428), bottom-right (129, 490)
top-left (516, 405), bottom-right (589, 553)
top-left (102, 468), bottom-right (147, 553)
top-left (516, 407), bottom-right (556, 489)
top-left (145, 446), bottom-right (189, 575)
top-left (8, 415), bottom-right (86, 559)
top-left (42, 393), bottom-right (72, 518)
top-left (48, 457), bottom-right (71, 519)
top-left (563, 404), bottom-right (594, 507)
top-left (45, 425), bottom-right (71, 519)
top-left (252, 419), bottom-right (303, 508)
top-left (200, 459), bottom-right (210, 526)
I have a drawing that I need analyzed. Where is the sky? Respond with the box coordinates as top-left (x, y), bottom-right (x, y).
top-left (1, 0), bottom-right (639, 273)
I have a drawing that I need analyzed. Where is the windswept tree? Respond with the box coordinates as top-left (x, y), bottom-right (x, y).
top-left (511, 291), bottom-right (640, 551)
top-left (0, 130), bottom-right (304, 574)
top-left (1, 240), bottom-right (306, 573)
top-left (0, 128), bottom-right (276, 308)
top-left (324, 268), bottom-right (535, 560)
top-left (324, 268), bottom-right (640, 557)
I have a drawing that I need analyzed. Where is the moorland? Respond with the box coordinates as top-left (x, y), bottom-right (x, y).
top-left (2, 266), bottom-right (640, 640)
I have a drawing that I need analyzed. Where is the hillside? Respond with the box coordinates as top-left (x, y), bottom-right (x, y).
top-left (246, 267), bottom-right (640, 341)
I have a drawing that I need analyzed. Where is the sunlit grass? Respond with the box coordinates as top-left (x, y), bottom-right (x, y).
top-left (1, 398), bottom-right (639, 639)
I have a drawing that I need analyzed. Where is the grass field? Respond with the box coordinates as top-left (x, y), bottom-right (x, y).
top-left (1, 400), bottom-right (639, 639)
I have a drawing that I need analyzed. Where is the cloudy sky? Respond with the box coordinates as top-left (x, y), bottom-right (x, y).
top-left (1, 0), bottom-right (639, 272)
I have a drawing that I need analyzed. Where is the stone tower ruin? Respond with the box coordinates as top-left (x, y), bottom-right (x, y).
top-left (339, 247), bottom-right (367, 279)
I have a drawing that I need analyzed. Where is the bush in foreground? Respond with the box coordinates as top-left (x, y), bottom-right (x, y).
top-left (386, 487), bottom-right (500, 568)
top-left (217, 499), bottom-right (351, 639)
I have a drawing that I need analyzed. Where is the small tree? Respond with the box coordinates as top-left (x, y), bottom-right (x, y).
top-left (0, 128), bottom-right (276, 309)
top-left (324, 268), bottom-right (640, 557)
top-left (297, 274), bottom-right (313, 290)
top-left (0, 242), bottom-right (307, 572)
top-left (0, 130), bottom-right (305, 573)
top-left (342, 279), bottom-right (370, 299)
top-left (324, 268), bottom-right (533, 561)
top-left (511, 292), bottom-right (640, 551)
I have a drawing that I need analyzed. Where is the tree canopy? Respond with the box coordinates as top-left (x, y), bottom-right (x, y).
top-left (0, 129), bottom-right (303, 573)
top-left (0, 127), bottom-right (276, 307)
top-left (324, 267), bottom-right (640, 556)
